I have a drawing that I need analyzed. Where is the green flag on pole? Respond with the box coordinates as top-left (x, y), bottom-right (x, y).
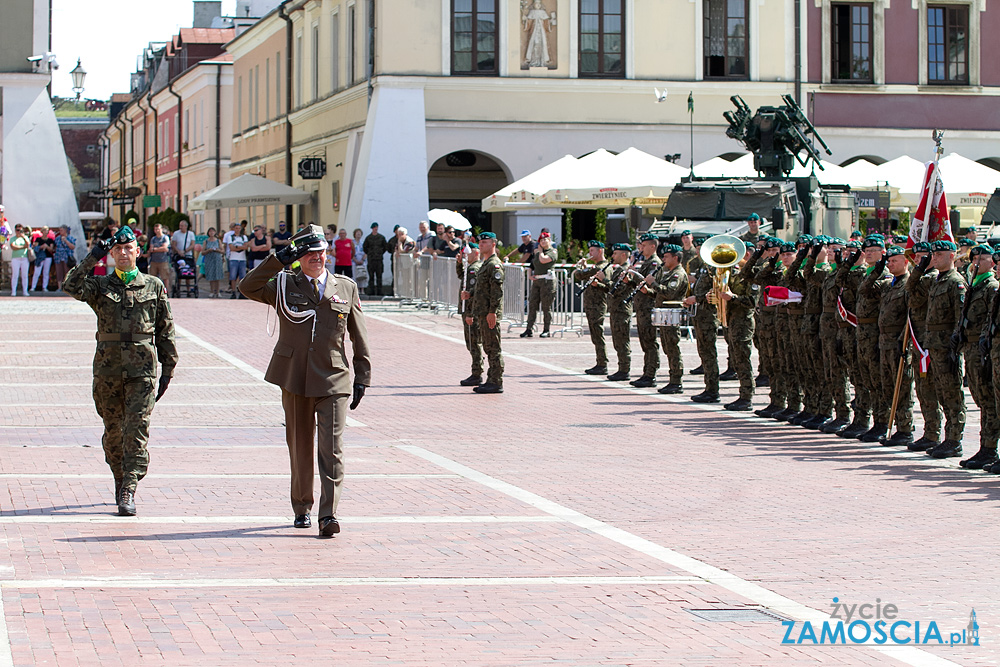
top-left (687, 92), bottom-right (694, 114)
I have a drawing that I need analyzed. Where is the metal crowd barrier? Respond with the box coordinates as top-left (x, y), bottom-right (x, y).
top-left (502, 263), bottom-right (529, 329)
top-left (392, 254), bottom-right (418, 303)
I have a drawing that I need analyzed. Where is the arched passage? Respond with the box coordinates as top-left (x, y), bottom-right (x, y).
top-left (428, 150), bottom-right (511, 234)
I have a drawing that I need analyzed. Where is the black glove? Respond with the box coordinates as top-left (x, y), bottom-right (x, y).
top-left (155, 375), bottom-right (171, 402)
top-left (809, 244), bottom-right (821, 259)
top-left (795, 246), bottom-right (809, 264)
top-left (979, 333), bottom-right (991, 361)
top-left (950, 330), bottom-right (965, 350)
top-left (766, 255), bottom-right (778, 269)
top-left (848, 250), bottom-right (862, 266)
top-left (275, 242), bottom-right (311, 266)
top-left (751, 244), bottom-right (765, 261)
top-left (833, 250), bottom-right (843, 266)
top-left (349, 383), bottom-right (366, 410)
top-left (89, 237), bottom-right (114, 260)
top-left (917, 254), bottom-right (931, 272)
top-left (874, 255), bottom-right (888, 275)
top-left (896, 337), bottom-right (905, 358)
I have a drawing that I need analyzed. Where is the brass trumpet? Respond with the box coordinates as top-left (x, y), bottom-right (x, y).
top-left (700, 234), bottom-right (747, 328)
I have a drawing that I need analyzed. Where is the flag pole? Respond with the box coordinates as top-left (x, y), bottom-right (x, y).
top-left (886, 335), bottom-right (910, 437)
top-left (688, 91), bottom-right (695, 178)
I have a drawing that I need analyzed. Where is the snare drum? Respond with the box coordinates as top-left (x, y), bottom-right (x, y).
top-left (651, 308), bottom-right (684, 327)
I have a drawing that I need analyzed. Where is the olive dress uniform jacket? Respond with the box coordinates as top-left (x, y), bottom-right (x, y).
top-left (240, 255), bottom-right (372, 397)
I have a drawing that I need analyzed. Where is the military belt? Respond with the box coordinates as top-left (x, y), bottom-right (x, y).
top-left (823, 307), bottom-right (837, 314)
top-left (97, 333), bottom-right (154, 342)
top-left (882, 325), bottom-right (905, 335)
top-left (762, 306), bottom-right (776, 312)
top-left (837, 321), bottom-right (853, 329)
top-left (857, 317), bottom-right (878, 324)
top-left (786, 308), bottom-right (805, 316)
top-left (925, 323), bottom-right (953, 331)
top-left (805, 307), bottom-right (823, 314)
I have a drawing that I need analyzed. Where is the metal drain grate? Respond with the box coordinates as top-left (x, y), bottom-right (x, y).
top-left (567, 423), bottom-right (633, 428)
top-left (685, 608), bottom-right (790, 622)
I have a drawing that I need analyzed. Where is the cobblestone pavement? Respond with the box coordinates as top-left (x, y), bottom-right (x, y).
top-left (0, 296), bottom-right (996, 666)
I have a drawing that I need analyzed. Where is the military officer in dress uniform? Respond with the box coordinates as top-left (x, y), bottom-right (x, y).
top-left (605, 243), bottom-right (636, 381)
top-left (464, 232), bottom-right (505, 393)
top-left (457, 243), bottom-right (484, 386)
top-left (63, 226), bottom-right (178, 517)
top-left (651, 244), bottom-right (689, 394)
top-left (629, 233), bottom-right (664, 388)
top-left (241, 225), bottom-right (371, 537)
top-left (573, 240), bottom-right (612, 375)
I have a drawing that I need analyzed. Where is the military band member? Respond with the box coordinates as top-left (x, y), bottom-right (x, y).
top-left (853, 235), bottom-right (891, 442)
top-left (679, 230), bottom-right (698, 277)
top-left (465, 232), bottom-right (505, 393)
top-left (457, 243), bottom-right (484, 386)
top-left (605, 243), bottom-right (636, 381)
top-left (905, 241), bottom-right (943, 451)
top-left (63, 225), bottom-right (178, 517)
top-left (923, 240), bottom-right (968, 458)
top-left (875, 245), bottom-right (915, 446)
top-left (521, 231), bottom-right (558, 338)
top-left (651, 244), bottom-right (690, 394)
top-left (629, 233), bottom-right (664, 388)
top-left (720, 249), bottom-right (760, 410)
top-left (685, 247), bottom-right (720, 403)
top-left (573, 240), bottom-right (612, 375)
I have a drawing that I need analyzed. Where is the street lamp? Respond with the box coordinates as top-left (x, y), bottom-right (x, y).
top-left (70, 59), bottom-right (87, 101)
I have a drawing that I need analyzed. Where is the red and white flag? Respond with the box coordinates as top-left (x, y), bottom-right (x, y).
top-left (907, 316), bottom-right (929, 374)
top-left (763, 286), bottom-right (803, 307)
top-left (907, 161), bottom-right (955, 248)
top-left (836, 296), bottom-right (858, 327)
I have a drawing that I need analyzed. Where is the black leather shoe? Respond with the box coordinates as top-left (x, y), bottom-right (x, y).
top-left (754, 374), bottom-right (769, 387)
top-left (773, 407), bottom-right (799, 422)
top-left (519, 329), bottom-right (533, 338)
top-left (658, 383), bottom-right (683, 394)
top-left (585, 366), bottom-right (608, 375)
top-left (719, 368), bottom-right (738, 381)
top-left (837, 420), bottom-right (870, 439)
top-left (928, 439), bottom-right (962, 459)
top-left (539, 330), bottom-right (551, 338)
top-left (803, 414), bottom-right (831, 430)
top-left (607, 371), bottom-right (629, 381)
top-left (859, 423), bottom-right (889, 443)
top-left (819, 417), bottom-right (850, 434)
top-left (755, 403), bottom-right (781, 418)
top-left (880, 431), bottom-right (914, 447)
top-left (689, 365), bottom-right (704, 375)
top-left (319, 516), bottom-right (340, 537)
top-left (117, 489), bottom-right (136, 517)
top-left (724, 398), bottom-right (753, 411)
top-left (907, 435), bottom-right (939, 452)
top-left (960, 449), bottom-right (999, 470)
top-left (629, 376), bottom-right (656, 388)
top-left (691, 391), bottom-right (721, 403)
top-left (459, 375), bottom-right (483, 386)
top-left (294, 514), bottom-right (311, 528)
top-left (473, 382), bottom-right (504, 394)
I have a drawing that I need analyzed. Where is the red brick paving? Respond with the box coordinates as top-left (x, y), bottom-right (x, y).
top-left (0, 296), bottom-right (995, 665)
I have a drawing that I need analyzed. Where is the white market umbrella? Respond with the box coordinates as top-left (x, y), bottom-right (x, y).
top-left (537, 148), bottom-right (688, 208)
top-left (838, 159), bottom-right (883, 188)
top-left (875, 156), bottom-right (927, 206)
top-left (188, 173), bottom-right (312, 211)
top-left (481, 154), bottom-right (579, 212)
top-left (427, 208), bottom-right (472, 231)
top-left (938, 153), bottom-right (1000, 206)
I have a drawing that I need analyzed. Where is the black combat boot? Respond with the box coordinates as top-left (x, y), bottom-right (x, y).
top-left (459, 375), bottom-right (483, 386)
top-left (473, 382), bottom-right (503, 394)
top-left (606, 371), bottom-right (629, 382)
top-left (927, 439), bottom-right (962, 458)
top-left (803, 414), bottom-right (832, 430)
top-left (689, 365), bottom-right (704, 375)
top-left (880, 431), bottom-right (914, 447)
top-left (960, 448), bottom-right (999, 470)
top-left (691, 391), bottom-right (721, 403)
top-left (755, 403), bottom-right (782, 418)
top-left (117, 488), bottom-right (136, 516)
top-left (907, 435), bottom-right (940, 452)
top-left (719, 367), bottom-right (738, 381)
top-left (658, 383), bottom-right (683, 394)
top-left (754, 373), bottom-right (769, 387)
top-left (859, 422), bottom-right (889, 443)
top-left (585, 365), bottom-right (608, 375)
top-left (773, 407), bottom-right (799, 422)
top-left (724, 398), bottom-right (753, 411)
top-left (837, 417), bottom-right (871, 439)
top-left (819, 416), bottom-right (850, 434)
top-left (539, 330), bottom-right (552, 338)
top-left (983, 460), bottom-right (1000, 474)
top-left (629, 376), bottom-right (656, 388)
top-left (788, 411), bottom-right (813, 426)
top-left (519, 328), bottom-right (533, 338)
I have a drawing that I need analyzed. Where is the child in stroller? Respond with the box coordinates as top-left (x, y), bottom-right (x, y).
top-left (171, 253), bottom-right (199, 298)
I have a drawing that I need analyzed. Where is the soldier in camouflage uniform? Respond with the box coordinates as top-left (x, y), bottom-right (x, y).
top-left (923, 240), bottom-right (968, 458)
top-left (874, 246), bottom-right (915, 446)
top-left (457, 243), bottom-right (484, 386)
top-left (738, 213), bottom-right (766, 247)
top-left (685, 249), bottom-right (721, 403)
top-left (521, 232), bottom-right (559, 338)
top-left (651, 244), bottom-right (689, 394)
top-left (605, 243), bottom-right (637, 381)
top-left (834, 240), bottom-right (871, 439)
top-left (63, 226), bottom-right (177, 516)
top-left (770, 243), bottom-right (804, 421)
top-left (466, 233), bottom-right (504, 393)
top-left (979, 249), bottom-right (1000, 473)
top-left (629, 233), bottom-right (664, 388)
top-left (853, 236), bottom-right (892, 442)
top-left (956, 245), bottom-right (999, 466)
top-left (742, 237), bottom-right (783, 416)
top-left (789, 237), bottom-right (831, 429)
top-left (720, 249), bottom-right (760, 410)
top-left (905, 242), bottom-right (943, 451)
top-left (679, 230), bottom-right (698, 277)
top-left (573, 240), bottom-right (612, 375)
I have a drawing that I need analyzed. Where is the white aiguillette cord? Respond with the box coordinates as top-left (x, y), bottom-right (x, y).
top-left (266, 270), bottom-right (318, 342)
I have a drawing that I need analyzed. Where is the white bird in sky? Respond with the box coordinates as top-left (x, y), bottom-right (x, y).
top-left (653, 88), bottom-right (668, 103)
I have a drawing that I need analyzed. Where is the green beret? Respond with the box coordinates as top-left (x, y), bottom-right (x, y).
top-left (370, 222), bottom-right (379, 228)
top-left (831, 237), bottom-right (847, 245)
top-left (693, 236), bottom-right (705, 246)
top-left (885, 246), bottom-right (904, 257)
top-left (113, 225), bottom-right (136, 245)
top-left (747, 213), bottom-right (761, 221)
top-left (680, 229), bottom-right (692, 236)
top-left (797, 234), bottom-right (813, 244)
top-left (468, 243), bottom-right (479, 249)
top-left (588, 240), bottom-right (605, 248)
top-left (850, 230), bottom-right (863, 238)
top-left (638, 233), bottom-right (658, 243)
top-left (478, 232), bottom-right (497, 240)
top-left (959, 238), bottom-right (976, 247)
top-left (661, 243), bottom-right (682, 256)
top-left (846, 240), bottom-right (862, 249)
top-left (931, 240), bottom-right (958, 252)
top-left (912, 241), bottom-right (932, 253)
top-left (969, 244), bottom-right (994, 257)
top-left (862, 236), bottom-right (885, 249)
top-left (763, 237), bottom-right (782, 249)
top-left (780, 242), bottom-right (796, 253)
top-left (611, 243), bottom-right (632, 252)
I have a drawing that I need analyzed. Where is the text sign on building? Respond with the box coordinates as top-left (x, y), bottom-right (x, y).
top-left (298, 157), bottom-right (327, 180)
top-left (853, 190), bottom-right (890, 209)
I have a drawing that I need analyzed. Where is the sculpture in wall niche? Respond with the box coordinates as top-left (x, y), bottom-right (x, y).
top-left (521, 0), bottom-right (557, 70)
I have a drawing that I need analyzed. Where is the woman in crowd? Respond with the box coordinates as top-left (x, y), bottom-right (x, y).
top-left (246, 225), bottom-right (271, 270)
top-left (352, 228), bottom-right (368, 291)
top-left (53, 225), bottom-right (77, 290)
top-left (334, 227), bottom-right (354, 277)
top-left (202, 226), bottom-right (225, 297)
top-left (30, 226), bottom-right (55, 291)
top-left (9, 224), bottom-right (30, 296)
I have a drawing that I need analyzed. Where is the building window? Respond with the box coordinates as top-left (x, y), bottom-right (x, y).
top-left (331, 12), bottom-right (340, 90)
top-left (579, 0), bottom-right (624, 77)
top-left (311, 23), bottom-right (320, 100)
top-left (451, 0), bottom-right (497, 75)
top-left (265, 58), bottom-right (271, 121)
top-left (255, 65), bottom-right (260, 125)
top-left (237, 77), bottom-right (242, 130)
top-left (927, 4), bottom-right (968, 84)
top-left (275, 51), bottom-right (281, 115)
top-left (296, 33), bottom-right (303, 106)
top-left (704, 0), bottom-right (748, 78)
top-left (831, 3), bottom-right (872, 82)
top-left (347, 5), bottom-right (356, 85)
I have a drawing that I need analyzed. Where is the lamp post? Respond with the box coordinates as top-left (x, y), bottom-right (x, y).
top-left (70, 58), bottom-right (87, 101)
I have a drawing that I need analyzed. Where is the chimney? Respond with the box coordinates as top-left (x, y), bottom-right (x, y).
top-left (192, 1), bottom-right (223, 28)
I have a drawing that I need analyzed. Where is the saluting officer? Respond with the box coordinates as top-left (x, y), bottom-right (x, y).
top-left (457, 243), bottom-right (484, 386)
top-left (854, 235), bottom-right (891, 442)
top-left (875, 245), bottom-right (915, 446)
top-left (651, 244), bottom-right (689, 395)
top-left (720, 248), bottom-right (760, 410)
top-left (63, 225), bottom-right (178, 517)
top-left (742, 237), bottom-right (784, 417)
top-left (834, 240), bottom-right (870, 439)
top-left (629, 233), bottom-right (663, 388)
top-left (466, 232), bottom-right (505, 393)
top-left (605, 243), bottom-right (636, 382)
top-left (573, 240), bottom-right (612, 375)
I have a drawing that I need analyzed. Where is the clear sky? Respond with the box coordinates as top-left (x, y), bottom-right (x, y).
top-left (50, 0), bottom-right (237, 100)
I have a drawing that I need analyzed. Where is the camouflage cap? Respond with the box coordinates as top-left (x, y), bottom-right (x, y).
top-left (885, 245), bottom-right (905, 257)
top-left (113, 225), bottom-right (136, 245)
top-left (588, 240), bottom-right (605, 248)
top-left (931, 240), bottom-right (958, 252)
top-left (478, 232), bottom-right (497, 240)
top-left (661, 243), bottom-right (683, 256)
top-left (638, 232), bottom-right (658, 243)
top-left (611, 243), bottom-right (632, 253)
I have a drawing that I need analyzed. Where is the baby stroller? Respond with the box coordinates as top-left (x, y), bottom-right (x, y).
top-left (171, 254), bottom-right (199, 298)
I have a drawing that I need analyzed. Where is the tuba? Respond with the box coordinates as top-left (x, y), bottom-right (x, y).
top-left (700, 234), bottom-right (747, 328)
